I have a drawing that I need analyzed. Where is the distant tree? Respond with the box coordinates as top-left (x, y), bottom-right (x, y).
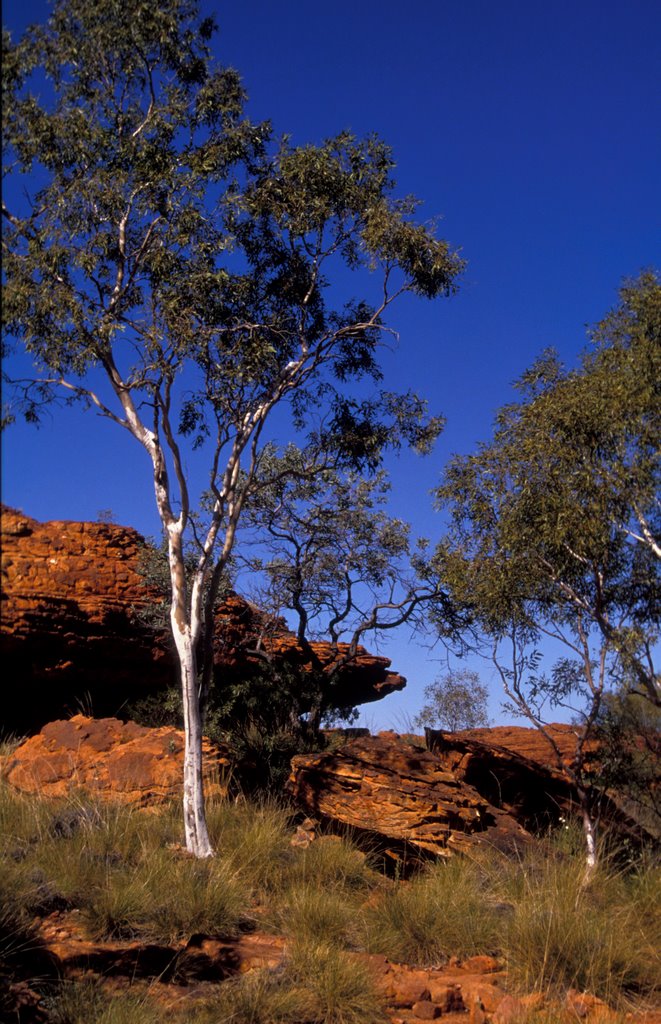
top-left (413, 668), bottom-right (490, 732)
top-left (239, 446), bottom-right (461, 733)
top-left (433, 273), bottom-right (660, 869)
top-left (2, 0), bottom-right (463, 856)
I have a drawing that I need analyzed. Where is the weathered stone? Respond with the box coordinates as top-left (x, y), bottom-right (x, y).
top-left (468, 1000), bottom-right (487, 1024)
top-left (566, 988), bottom-right (620, 1022)
top-left (1, 507), bottom-right (405, 733)
top-left (411, 1000), bottom-right (441, 1020)
top-left (289, 732), bottom-right (532, 861)
top-left (460, 955), bottom-right (502, 975)
top-left (491, 993), bottom-right (527, 1023)
top-left (426, 729), bottom-right (650, 844)
top-left (426, 981), bottom-right (464, 1011)
top-left (383, 967), bottom-right (432, 1007)
top-left (460, 979), bottom-right (505, 1014)
top-left (1, 714), bottom-right (230, 805)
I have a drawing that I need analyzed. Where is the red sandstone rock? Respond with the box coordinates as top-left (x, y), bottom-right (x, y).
top-left (1, 714), bottom-right (230, 805)
top-left (425, 729), bottom-right (649, 843)
top-left (1, 507), bottom-right (405, 733)
top-left (469, 1002), bottom-right (487, 1024)
top-left (456, 723), bottom-right (601, 773)
top-left (411, 1000), bottom-right (441, 1019)
top-left (289, 732), bottom-right (532, 861)
top-left (491, 993), bottom-right (527, 1023)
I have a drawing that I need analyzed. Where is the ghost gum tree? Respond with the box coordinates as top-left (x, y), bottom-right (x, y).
top-left (2, 0), bottom-right (464, 856)
top-left (433, 273), bottom-right (660, 869)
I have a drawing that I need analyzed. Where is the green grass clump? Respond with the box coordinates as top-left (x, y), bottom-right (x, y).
top-left (500, 846), bottom-right (661, 1003)
top-left (363, 853), bottom-right (502, 965)
top-left (207, 798), bottom-right (294, 896)
top-left (269, 883), bottom-right (362, 948)
top-left (84, 847), bottom-right (249, 942)
top-left (287, 834), bottom-right (374, 891)
top-left (199, 940), bottom-right (387, 1024)
top-left (45, 977), bottom-right (162, 1024)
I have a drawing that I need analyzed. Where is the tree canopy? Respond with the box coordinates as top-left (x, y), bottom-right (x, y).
top-left (432, 272), bottom-right (660, 864)
top-left (435, 272), bottom-right (660, 709)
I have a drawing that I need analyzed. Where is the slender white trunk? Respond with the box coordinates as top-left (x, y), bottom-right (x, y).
top-left (174, 627), bottom-right (214, 858)
top-left (581, 799), bottom-right (597, 884)
top-left (166, 525), bottom-right (214, 859)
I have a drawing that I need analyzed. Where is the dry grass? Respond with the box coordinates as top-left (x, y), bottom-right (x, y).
top-left (1, 778), bottom-right (659, 1020)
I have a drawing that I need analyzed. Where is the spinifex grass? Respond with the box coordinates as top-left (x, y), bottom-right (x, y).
top-left (45, 977), bottom-right (162, 1024)
top-left (363, 852), bottom-right (502, 965)
top-left (269, 883), bottom-right (363, 948)
top-left (1, 777), bottom-right (659, 1014)
top-left (197, 939), bottom-right (388, 1024)
top-left (499, 844), bottom-right (661, 1004)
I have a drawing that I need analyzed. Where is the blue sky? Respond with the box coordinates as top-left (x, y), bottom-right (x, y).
top-left (2, 0), bottom-right (660, 728)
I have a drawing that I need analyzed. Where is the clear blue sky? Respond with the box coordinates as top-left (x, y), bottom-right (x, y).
top-left (2, 0), bottom-right (660, 728)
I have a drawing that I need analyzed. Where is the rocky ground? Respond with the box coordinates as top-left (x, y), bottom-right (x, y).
top-left (2, 717), bottom-right (659, 1023)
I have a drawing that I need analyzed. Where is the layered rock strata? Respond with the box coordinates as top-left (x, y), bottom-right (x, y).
top-left (289, 730), bottom-right (651, 861)
top-left (289, 732), bottom-right (532, 862)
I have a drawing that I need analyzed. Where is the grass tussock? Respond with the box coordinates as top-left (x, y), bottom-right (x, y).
top-left (501, 845), bottom-right (661, 1002)
top-left (1, 777), bottom-right (659, 1018)
top-left (363, 852), bottom-right (502, 964)
top-left (45, 977), bottom-right (162, 1024)
top-left (198, 940), bottom-right (388, 1024)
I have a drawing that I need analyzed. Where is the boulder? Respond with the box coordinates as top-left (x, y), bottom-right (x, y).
top-left (1, 714), bottom-right (230, 805)
top-left (288, 732), bottom-right (531, 862)
top-left (289, 731), bottom-right (652, 859)
top-left (424, 728), bottom-right (576, 831)
top-left (0, 507), bottom-right (405, 733)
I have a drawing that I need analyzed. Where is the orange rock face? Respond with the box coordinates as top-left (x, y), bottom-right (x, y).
top-left (1, 714), bottom-right (230, 805)
top-left (289, 730), bottom-right (650, 860)
top-left (1, 507), bottom-right (405, 733)
top-left (455, 723), bottom-right (600, 772)
top-left (289, 732), bottom-right (532, 862)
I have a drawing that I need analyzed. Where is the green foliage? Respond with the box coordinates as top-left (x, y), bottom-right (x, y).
top-left (3, 0), bottom-right (463, 853)
top-left (595, 689), bottom-right (661, 834)
top-left (431, 274), bottom-right (661, 861)
top-left (414, 668), bottom-right (491, 731)
top-left (434, 272), bottom-right (660, 708)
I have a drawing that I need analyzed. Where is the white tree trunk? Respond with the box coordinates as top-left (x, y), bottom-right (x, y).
top-left (166, 522), bottom-right (214, 859)
top-left (175, 628), bottom-right (214, 858)
top-left (580, 800), bottom-right (597, 884)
